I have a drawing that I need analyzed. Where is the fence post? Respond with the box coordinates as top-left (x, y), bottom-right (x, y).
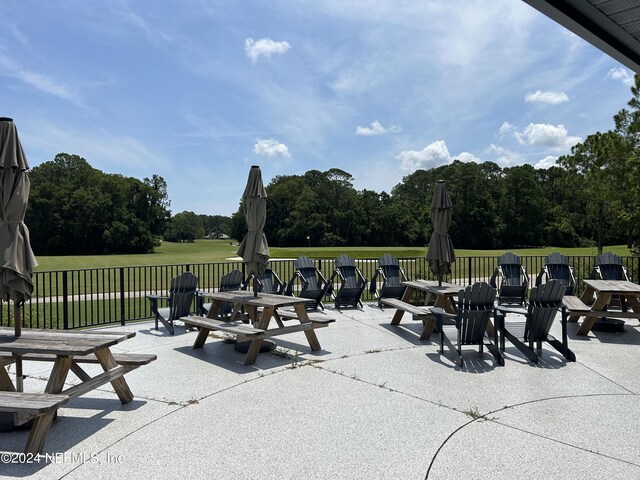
top-left (119, 267), bottom-right (126, 326)
top-left (62, 271), bottom-right (69, 330)
top-left (468, 257), bottom-right (472, 285)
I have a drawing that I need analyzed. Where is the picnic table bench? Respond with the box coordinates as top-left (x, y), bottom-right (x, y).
top-left (383, 280), bottom-right (461, 340)
top-left (0, 391), bottom-right (70, 454)
top-left (0, 328), bottom-right (154, 453)
top-left (184, 291), bottom-right (334, 365)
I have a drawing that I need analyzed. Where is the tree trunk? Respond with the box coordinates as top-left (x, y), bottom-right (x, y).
top-left (597, 201), bottom-right (605, 254)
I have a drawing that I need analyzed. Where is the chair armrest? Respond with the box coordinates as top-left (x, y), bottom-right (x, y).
top-left (147, 294), bottom-right (170, 314)
top-left (495, 305), bottom-right (527, 316)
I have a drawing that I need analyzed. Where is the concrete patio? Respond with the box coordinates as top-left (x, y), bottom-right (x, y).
top-left (1, 304), bottom-right (640, 479)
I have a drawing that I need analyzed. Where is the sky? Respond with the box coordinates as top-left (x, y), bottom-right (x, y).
top-left (0, 1), bottom-right (636, 217)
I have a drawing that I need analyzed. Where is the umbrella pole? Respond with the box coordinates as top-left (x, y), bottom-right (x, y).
top-left (253, 275), bottom-right (258, 297)
top-left (14, 304), bottom-right (23, 392)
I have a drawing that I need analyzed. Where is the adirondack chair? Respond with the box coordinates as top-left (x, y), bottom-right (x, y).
top-left (369, 253), bottom-right (409, 307)
top-left (244, 264), bottom-right (286, 295)
top-left (496, 279), bottom-right (575, 364)
top-left (285, 256), bottom-right (331, 310)
top-left (147, 271), bottom-right (198, 335)
top-left (489, 252), bottom-right (529, 305)
top-left (329, 254), bottom-right (368, 309)
top-left (430, 282), bottom-right (502, 368)
top-left (590, 252), bottom-right (630, 311)
top-left (535, 252), bottom-right (576, 295)
top-left (592, 252), bottom-right (629, 281)
top-left (198, 269), bottom-right (244, 316)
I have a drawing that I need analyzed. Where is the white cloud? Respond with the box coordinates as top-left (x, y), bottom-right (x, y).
top-left (244, 37), bottom-right (290, 64)
top-left (0, 50), bottom-right (79, 103)
top-left (607, 67), bottom-right (634, 86)
top-left (253, 138), bottom-right (290, 158)
top-left (534, 156), bottom-right (558, 169)
top-left (397, 140), bottom-right (478, 170)
top-left (486, 144), bottom-right (524, 167)
top-left (516, 123), bottom-right (581, 149)
top-left (498, 121), bottom-right (515, 138)
top-left (524, 90), bottom-right (569, 104)
top-left (355, 120), bottom-right (401, 136)
top-left (456, 152), bottom-right (481, 163)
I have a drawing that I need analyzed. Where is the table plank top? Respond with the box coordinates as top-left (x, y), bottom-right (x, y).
top-left (582, 279), bottom-right (640, 293)
top-left (402, 280), bottom-right (462, 296)
top-left (200, 291), bottom-right (314, 308)
top-left (0, 329), bottom-right (135, 356)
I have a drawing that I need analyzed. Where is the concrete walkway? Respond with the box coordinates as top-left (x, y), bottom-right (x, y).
top-left (1, 304), bottom-right (640, 479)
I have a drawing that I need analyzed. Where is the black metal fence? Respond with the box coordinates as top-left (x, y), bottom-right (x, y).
top-left (1, 255), bottom-right (638, 330)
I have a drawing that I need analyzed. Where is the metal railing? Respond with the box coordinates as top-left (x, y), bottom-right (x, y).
top-left (1, 255), bottom-right (638, 330)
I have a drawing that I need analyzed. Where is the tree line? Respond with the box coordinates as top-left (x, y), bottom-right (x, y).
top-left (25, 76), bottom-right (640, 255)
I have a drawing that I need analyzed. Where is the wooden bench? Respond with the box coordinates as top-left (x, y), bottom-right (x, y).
top-left (380, 298), bottom-right (436, 340)
top-left (275, 309), bottom-right (335, 326)
top-left (182, 315), bottom-right (334, 341)
top-left (0, 352), bottom-right (157, 373)
top-left (0, 391), bottom-right (70, 454)
top-left (562, 295), bottom-right (638, 320)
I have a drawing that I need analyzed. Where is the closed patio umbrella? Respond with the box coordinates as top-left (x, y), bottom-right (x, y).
top-left (236, 165), bottom-right (269, 297)
top-left (0, 117), bottom-right (38, 392)
top-left (426, 180), bottom-right (455, 286)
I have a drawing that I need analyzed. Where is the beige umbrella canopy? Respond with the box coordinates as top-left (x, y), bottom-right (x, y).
top-left (0, 117), bottom-right (38, 391)
top-left (236, 165), bottom-right (269, 296)
top-left (426, 180), bottom-right (455, 286)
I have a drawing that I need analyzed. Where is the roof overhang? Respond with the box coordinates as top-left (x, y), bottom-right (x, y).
top-left (523, 0), bottom-right (640, 72)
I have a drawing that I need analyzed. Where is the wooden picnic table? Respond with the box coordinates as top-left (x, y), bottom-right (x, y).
top-left (184, 291), bottom-right (334, 365)
top-left (568, 279), bottom-right (640, 335)
top-left (0, 328), bottom-right (144, 453)
top-left (382, 280), bottom-right (462, 340)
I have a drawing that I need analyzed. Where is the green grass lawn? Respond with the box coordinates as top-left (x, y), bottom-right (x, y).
top-left (33, 239), bottom-right (632, 271)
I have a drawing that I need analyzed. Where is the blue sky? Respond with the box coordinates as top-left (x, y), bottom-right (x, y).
top-left (1, 1), bottom-right (635, 216)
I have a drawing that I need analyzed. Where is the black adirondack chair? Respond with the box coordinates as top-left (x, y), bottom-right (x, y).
top-left (592, 252), bottom-right (629, 281)
top-left (285, 256), bottom-right (331, 310)
top-left (535, 252), bottom-right (576, 295)
top-left (489, 252), bottom-right (529, 305)
top-left (496, 279), bottom-right (575, 364)
top-left (198, 269), bottom-right (244, 316)
top-left (430, 282), bottom-right (503, 368)
top-left (329, 254), bottom-right (368, 309)
top-left (243, 264), bottom-right (285, 295)
top-left (147, 271), bottom-right (198, 335)
top-left (590, 252), bottom-right (630, 311)
top-left (369, 253), bottom-right (409, 308)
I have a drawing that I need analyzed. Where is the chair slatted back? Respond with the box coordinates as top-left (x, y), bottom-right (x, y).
top-left (595, 253), bottom-right (628, 281)
top-left (335, 254), bottom-right (363, 289)
top-left (456, 282), bottom-right (496, 345)
top-left (379, 253), bottom-right (405, 288)
top-left (219, 269), bottom-right (243, 316)
top-left (169, 272), bottom-right (198, 320)
top-left (255, 268), bottom-right (285, 295)
top-left (295, 256), bottom-right (322, 290)
top-left (526, 280), bottom-right (565, 341)
top-left (544, 252), bottom-right (575, 295)
top-left (498, 252), bottom-right (525, 286)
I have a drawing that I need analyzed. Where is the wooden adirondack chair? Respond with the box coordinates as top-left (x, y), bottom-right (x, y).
top-left (489, 252), bottom-right (529, 305)
top-left (369, 253), bottom-right (409, 308)
top-left (430, 282), bottom-right (502, 368)
top-left (535, 252), bottom-right (576, 295)
top-left (285, 256), bottom-right (331, 310)
top-left (244, 264), bottom-right (286, 295)
top-left (329, 254), bottom-right (368, 309)
top-left (496, 279), bottom-right (575, 364)
top-left (147, 271), bottom-right (198, 335)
